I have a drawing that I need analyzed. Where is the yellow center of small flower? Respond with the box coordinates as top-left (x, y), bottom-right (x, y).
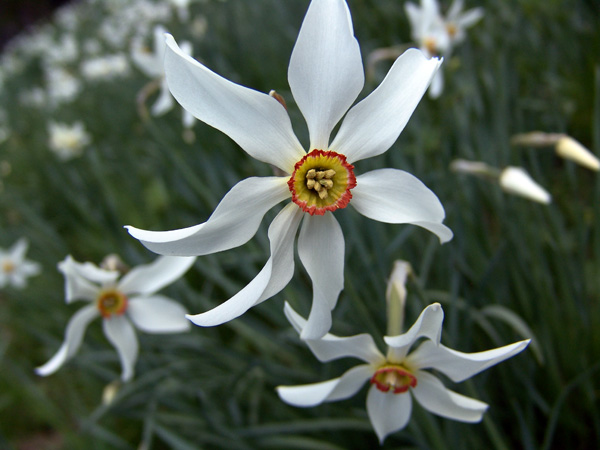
top-left (2, 260), bottom-right (15, 274)
top-left (96, 289), bottom-right (128, 318)
top-left (447, 23), bottom-right (458, 38)
top-left (424, 37), bottom-right (438, 56)
top-left (370, 365), bottom-right (417, 394)
top-left (288, 149), bottom-right (356, 215)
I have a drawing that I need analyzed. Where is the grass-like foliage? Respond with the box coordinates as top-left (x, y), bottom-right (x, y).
top-left (0, 0), bottom-right (599, 448)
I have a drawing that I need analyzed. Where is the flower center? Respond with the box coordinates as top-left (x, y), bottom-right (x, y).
top-left (288, 149), bottom-right (356, 216)
top-left (2, 260), bottom-right (15, 274)
top-left (96, 289), bottom-right (128, 318)
top-left (446, 23), bottom-right (458, 38)
top-left (370, 365), bottom-right (417, 394)
top-left (423, 37), bottom-right (438, 56)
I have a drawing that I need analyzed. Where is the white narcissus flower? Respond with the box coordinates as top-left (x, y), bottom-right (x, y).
top-left (277, 303), bottom-right (530, 443)
top-left (126, 0), bottom-right (453, 339)
top-left (0, 238), bottom-right (41, 289)
top-left (36, 255), bottom-right (195, 381)
top-left (131, 25), bottom-right (195, 127)
top-left (48, 121), bottom-right (91, 161)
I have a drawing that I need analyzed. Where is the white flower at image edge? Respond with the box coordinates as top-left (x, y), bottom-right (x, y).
top-left (277, 303), bottom-right (530, 443)
top-left (126, 0), bottom-right (453, 339)
top-left (36, 255), bottom-right (195, 381)
top-left (0, 238), bottom-right (41, 289)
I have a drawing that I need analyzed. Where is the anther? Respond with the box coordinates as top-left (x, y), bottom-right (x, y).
top-left (319, 179), bottom-right (333, 189)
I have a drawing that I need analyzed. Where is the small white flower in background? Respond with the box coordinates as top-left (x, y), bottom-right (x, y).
top-left (0, 238), bottom-right (41, 289)
top-left (451, 159), bottom-right (552, 204)
top-left (45, 65), bottom-right (82, 106)
top-left (36, 255), bottom-right (195, 382)
top-left (126, 0), bottom-right (452, 340)
top-left (131, 25), bottom-right (195, 127)
top-left (405, 0), bottom-right (483, 98)
top-left (48, 121), bottom-right (91, 161)
top-left (499, 167), bottom-right (552, 204)
top-left (277, 302), bottom-right (530, 443)
top-left (80, 53), bottom-right (130, 81)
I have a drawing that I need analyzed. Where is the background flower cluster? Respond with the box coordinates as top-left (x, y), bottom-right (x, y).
top-left (0, 0), bottom-right (599, 449)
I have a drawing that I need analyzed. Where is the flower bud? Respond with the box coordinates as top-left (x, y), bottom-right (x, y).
top-left (499, 167), bottom-right (551, 204)
top-left (555, 136), bottom-right (600, 171)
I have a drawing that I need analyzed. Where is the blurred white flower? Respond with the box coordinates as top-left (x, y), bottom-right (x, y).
top-left (0, 238), bottom-right (41, 289)
top-left (45, 65), bottom-right (82, 106)
top-left (555, 136), bottom-right (600, 171)
top-left (277, 303), bottom-right (530, 443)
top-left (499, 167), bottom-right (552, 204)
top-left (48, 121), bottom-right (91, 161)
top-left (80, 53), bottom-right (130, 80)
top-left (127, 0), bottom-right (452, 339)
top-left (36, 255), bottom-right (195, 382)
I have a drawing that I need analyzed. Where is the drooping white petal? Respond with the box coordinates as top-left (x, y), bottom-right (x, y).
top-left (411, 371), bottom-right (488, 422)
top-left (288, 0), bottom-right (364, 150)
top-left (103, 315), bottom-right (139, 382)
top-left (283, 302), bottom-right (386, 365)
top-left (126, 177), bottom-right (289, 256)
top-left (151, 79), bottom-right (175, 116)
top-left (366, 385), bottom-right (413, 444)
top-left (58, 256), bottom-right (107, 303)
top-left (35, 304), bottom-right (99, 376)
top-left (277, 364), bottom-right (373, 407)
top-left (118, 255), bottom-right (195, 296)
top-left (404, 3), bottom-right (422, 41)
top-left (127, 295), bottom-right (190, 333)
top-left (384, 303), bottom-right (444, 362)
top-left (186, 203), bottom-right (303, 326)
top-left (164, 34), bottom-right (305, 172)
top-left (428, 69), bottom-right (444, 99)
top-left (407, 339), bottom-right (530, 383)
top-left (331, 49), bottom-right (440, 163)
top-left (351, 169), bottom-right (453, 244)
top-left (297, 213), bottom-right (345, 339)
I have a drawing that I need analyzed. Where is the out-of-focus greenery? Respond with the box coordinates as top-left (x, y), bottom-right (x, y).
top-left (0, 0), bottom-right (599, 449)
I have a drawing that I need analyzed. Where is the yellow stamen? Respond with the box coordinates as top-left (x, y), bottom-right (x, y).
top-left (2, 260), bottom-right (15, 273)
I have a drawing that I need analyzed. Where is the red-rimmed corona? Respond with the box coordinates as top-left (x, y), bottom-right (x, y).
top-left (370, 364), bottom-right (417, 394)
top-left (96, 289), bottom-right (128, 318)
top-left (288, 150), bottom-right (356, 215)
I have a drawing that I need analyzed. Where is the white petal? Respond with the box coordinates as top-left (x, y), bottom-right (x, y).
top-left (164, 34), bottom-right (305, 172)
top-left (447, 0), bottom-right (465, 20)
top-left (384, 303), bottom-right (444, 362)
top-left (118, 255), bottom-right (195, 295)
top-left (186, 203), bottom-right (303, 326)
top-left (331, 49), bottom-right (440, 162)
top-left (366, 385), bottom-right (412, 443)
top-left (455, 8), bottom-right (485, 29)
top-left (126, 177), bottom-right (289, 256)
top-left (10, 238), bottom-right (29, 261)
top-left (277, 364), bottom-right (373, 407)
top-left (103, 316), bottom-right (139, 382)
top-left (428, 69), bottom-right (444, 99)
top-left (58, 256), bottom-right (103, 303)
top-left (351, 169), bottom-right (453, 243)
top-left (297, 213), bottom-right (345, 339)
top-left (411, 371), bottom-right (488, 422)
top-left (151, 79), bottom-right (174, 116)
top-left (127, 295), bottom-right (190, 333)
top-left (36, 304), bottom-right (99, 376)
top-left (407, 339), bottom-right (530, 382)
top-left (283, 302), bottom-right (386, 365)
top-left (288, 0), bottom-right (364, 150)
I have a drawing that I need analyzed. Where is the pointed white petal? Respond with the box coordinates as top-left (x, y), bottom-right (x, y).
top-left (118, 255), bottom-right (195, 295)
top-left (455, 8), bottom-right (484, 29)
top-left (186, 203), bottom-right (303, 326)
top-left (103, 316), bottom-right (139, 382)
top-left (407, 339), bottom-right (530, 382)
top-left (351, 169), bottom-right (453, 243)
top-left (126, 177), bottom-right (289, 256)
top-left (164, 34), bottom-right (305, 172)
top-left (404, 3), bottom-right (422, 40)
top-left (447, 0), bottom-right (465, 20)
top-left (411, 371), bottom-right (488, 422)
top-left (58, 256), bottom-right (104, 303)
top-left (10, 238), bottom-right (29, 261)
top-left (331, 49), bottom-right (440, 162)
top-left (283, 302), bottom-right (386, 364)
top-left (384, 303), bottom-right (444, 362)
top-left (35, 305), bottom-right (99, 376)
top-left (366, 385), bottom-right (412, 443)
top-left (20, 260), bottom-right (41, 277)
top-left (288, 0), bottom-right (364, 150)
top-left (277, 364), bottom-right (373, 407)
top-left (297, 213), bottom-right (345, 339)
top-left (428, 69), bottom-right (444, 99)
top-left (127, 295), bottom-right (190, 333)
top-left (151, 79), bottom-right (174, 116)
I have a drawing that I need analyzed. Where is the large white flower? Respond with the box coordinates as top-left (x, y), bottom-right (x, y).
top-left (126, 0), bottom-right (452, 339)
top-left (277, 303), bottom-right (530, 443)
top-left (0, 238), bottom-right (41, 289)
top-left (36, 255), bottom-right (195, 381)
